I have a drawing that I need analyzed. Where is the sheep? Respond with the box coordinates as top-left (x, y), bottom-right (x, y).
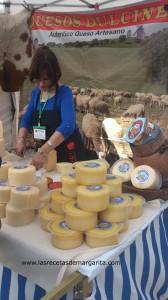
top-left (94, 100), bottom-right (110, 115)
top-left (75, 94), bottom-right (91, 112)
top-left (122, 103), bottom-right (145, 118)
top-left (113, 95), bottom-right (123, 106)
top-left (81, 113), bottom-right (101, 153)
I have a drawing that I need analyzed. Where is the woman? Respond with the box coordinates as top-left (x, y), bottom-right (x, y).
top-left (16, 46), bottom-right (86, 169)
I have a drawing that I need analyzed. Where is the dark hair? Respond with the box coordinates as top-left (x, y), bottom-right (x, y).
top-left (29, 46), bottom-right (62, 85)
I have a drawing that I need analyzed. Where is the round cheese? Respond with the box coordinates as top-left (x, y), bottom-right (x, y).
top-left (10, 186), bottom-right (40, 210)
top-left (56, 162), bottom-right (73, 175)
top-left (117, 220), bottom-right (129, 233)
top-left (39, 192), bottom-right (51, 206)
top-left (51, 190), bottom-right (73, 214)
top-left (85, 221), bottom-right (119, 248)
top-left (6, 204), bottom-right (35, 226)
top-left (43, 150), bottom-right (57, 171)
top-left (110, 159), bottom-right (135, 182)
top-left (0, 181), bottom-right (11, 203)
top-left (0, 161), bottom-right (12, 181)
top-left (8, 165), bottom-right (36, 186)
top-left (0, 203), bottom-right (6, 218)
top-left (39, 206), bottom-right (64, 232)
top-left (75, 161), bottom-right (107, 185)
top-left (61, 174), bottom-right (77, 199)
top-left (99, 194), bottom-right (130, 223)
top-left (124, 193), bottom-right (145, 219)
top-left (77, 185), bottom-right (110, 212)
top-left (48, 219), bottom-right (83, 249)
top-left (106, 175), bottom-right (122, 197)
top-left (35, 176), bottom-right (48, 196)
top-left (131, 165), bottom-right (162, 190)
top-left (65, 201), bottom-right (97, 232)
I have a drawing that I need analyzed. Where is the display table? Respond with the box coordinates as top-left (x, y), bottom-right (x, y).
top-left (0, 200), bottom-right (168, 300)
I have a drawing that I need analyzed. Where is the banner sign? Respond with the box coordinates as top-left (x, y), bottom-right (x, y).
top-left (31, 0), bottom-right (168, 45)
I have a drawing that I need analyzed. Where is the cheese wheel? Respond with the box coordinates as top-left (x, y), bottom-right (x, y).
top-left (131, 165), bottom-right (162, 190)
top-left (75, 161), bottom-right (107, 185)
top-left (74, 159), bottom-right (110, 170)
top-left (0, 203), bottom-right (6, 218)
top-left (8, 165), bottom-right (36, 186)
top-left (6, 204), bottom-right (35, 226)
top-left (56, 162), bottom-right (73, 175)
top-left (61, 174), bottom-right (77, 199)
top-left (0, 121), bottom-right (3, 138)
top-left (48, 219), bottom-right (83, 249)
top-left (65, 201), bottom-right (97, 232)
top-left (85, 221), bottom-right (119, 247)
top-left (117, 220), bottom-right (129, 233)
top-left (77, 185), bottom-right (110, 212)
top-left (51, 190), bottom-right (73, 214)
top-left (43, 150), bottom-right (57, 171)
top-left (39, 192), bottom-right (51, 206)
top-left (0, 181), bottom-right (11, 203)
top-left (0, 138), bottom-right (5, 157)
top-left (35, 176), bottom-right (48, 196)
top-left (10, 186), bottom-right (40, 210)
top-left (106, 175), bottom-right (122, 197)
top-left (124, 193), bottom-right (145, 219)
top-left (0, 161), bottom-right (12, 181)
top-left (39, 206), bottom-right (64, 232)
top-left (110, 159), bottom-right (135, 182)
top-left (99, 194), bottom-right (130, 223)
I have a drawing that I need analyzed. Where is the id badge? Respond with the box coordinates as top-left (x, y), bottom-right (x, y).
top-left (33, 126), bottom-right (46, 140)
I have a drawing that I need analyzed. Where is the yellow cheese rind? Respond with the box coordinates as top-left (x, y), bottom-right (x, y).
top-left (77, 185), bottom-right (110, 212)
top-left (56, 162), bottom-right (73, 175)
top-left (48, 219), bottom-right (83, 249)
top-left (43, 150), bottom-right (57, 171)
top-left (51, 191), bottom-right (73, 214)
top-left (65, 201), bottom-right (97, 231)
top-left (110, 159), bottom-right (135, 182)
top-left (106, 175), bottom-right (122, 197)
top-left (124, 193), bottom-right (145, 219)
top-left (39, 206), bottom-right (64, 232)
top-left (10, 186), bottom-right (40, 210)
top-left (99, 194), bottom-right (130, 223)
top-left (131, 165), bottom-right (162, 190)
top-left (117, 221), bottom-right (129, 233)
top-left (75, 161), bottom-right (107, 185)
top-left (0, 161), bottom-right (12, 181)
top-left (86, 221), bottom-right (119, 247)
top-left (8, 165), bottom-right (36, 186)
top-left (0, 203), bottom-right (6, 218)
top-left (61, 174), bottom-right (77, 199)
top-left (6, 204), bottom-right (35, 226)
top-left (0, 181), bottom-right (11, 204)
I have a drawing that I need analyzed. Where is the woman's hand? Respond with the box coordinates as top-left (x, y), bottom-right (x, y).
top-left (31, 152), bottom-right (47, 170)
top-left (15, 138), bottom-right (26, 157)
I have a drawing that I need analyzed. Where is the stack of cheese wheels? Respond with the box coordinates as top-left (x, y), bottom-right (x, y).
top-left (75, 161), bottom-right (107, 185)
top-left (51, 190), bottom-right (73, 214)
top-left (64, 201), bottom-right (97, 231)
top-left (124, 193), bottom-right (145, 219)
top-left (0, 161), bottom-right (12, 180)
top-left (48, 219), bottom-right (83, 249)
top-left (61, 173), bottom-right (77, 199)
top-left (43, 150), bottom-right (57, 171)
top-left (85, 221), bottom-right (119, 247)
top-left (8, 165), bottom-right (36, 186)
top-left (0, 181), bottom-right (11, 219)
top-left (131, 165), bottom-right (162, 190)
top-left (39, 206), bottom-right (64, 232)
top-left (106, 174), bottom-right (123, 198)
top-left (35, 176), bottom-right (50, 206)
top-left (77, 185), bottom-right (110, 212)
top-left (6, 204), bottom-right (35, 226)
top-left (56, 162), bottom-right (74, 175)
top-left (110, 158), bottom-right (135, 182)
top-left (99, 194), bottom-right (130, 233)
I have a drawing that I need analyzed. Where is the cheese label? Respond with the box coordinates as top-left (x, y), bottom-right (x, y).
top-left (110, 197), bottom-right (124, 204)
top-left (59, 220), bottom-right (70, 230)
top-left (96, 221), bottom-right (112, 229)
top-left (136, 170), bottom-right (149, 183)
top-left (125, 117), bottom-right (146, 144)
top-left (14, 165), bottom-right (28, 169)
top-left (16, 186), bottom-right (31, 192)
top-left (118, 163), bottom-right (129, 173)
top-left (84, 162), bottom-right (100, 168)
top-left (106, 175), bottom-right (117, 180)
top-left (87, 185), bottom-right (102, 191)
top-left (0, 180), bottom-right (8, 186)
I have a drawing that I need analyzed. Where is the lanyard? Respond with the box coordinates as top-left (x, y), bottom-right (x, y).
top-left (38, 101), bottom-right (47, 126)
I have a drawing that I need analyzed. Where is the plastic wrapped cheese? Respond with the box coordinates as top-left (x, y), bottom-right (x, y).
top-left (124, 193), bottom-right (145, 219)
top-left (10, 186), bottom-right (40, 210)
top-left (0, 203), bottom-right (6, 218)
top-left (0, 161), bottom-right (12, 181)
top-left (106, 175), bottom-right (122, 197)
top-left (77, 185), bottom-right (110, 212)
top-left (61, 173), bottom-right (77, 199)
top-left (75, 161), bottom-right (107, 185)
top-left (8, 165), bottom-right (36, 186)
top-left (99, 194), bottom-right (130, 223)
top-left (0, 181), bottom-right (11, 203)
top-left (39, 206), bottom-right (64, 232)
top-left (85, 221), bottom-right (119, 247)
top-left (35, 176), bottom-right (48, 196)
top-left (110, 158), bottom-right (135, 182)
top-left (39, 192), bottom-right (51, 206)
top-left (51, 190), bottom-right (73, 214)
top-left (43, 150), bottom-right (57, 171)
top-left (131, 165), bottom-right (162, 190)
top-left (48, 219), bottom-right (83, 249)
top-left (6, 204), bottom-right (35, 226)
top-left (65, 201), bottom-right (97, 232)
top-left (56, 162), bottom-right (73, 175)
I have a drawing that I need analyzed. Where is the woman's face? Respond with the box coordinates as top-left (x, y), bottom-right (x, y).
top-left (33, 73), bottom-right (54, 91)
